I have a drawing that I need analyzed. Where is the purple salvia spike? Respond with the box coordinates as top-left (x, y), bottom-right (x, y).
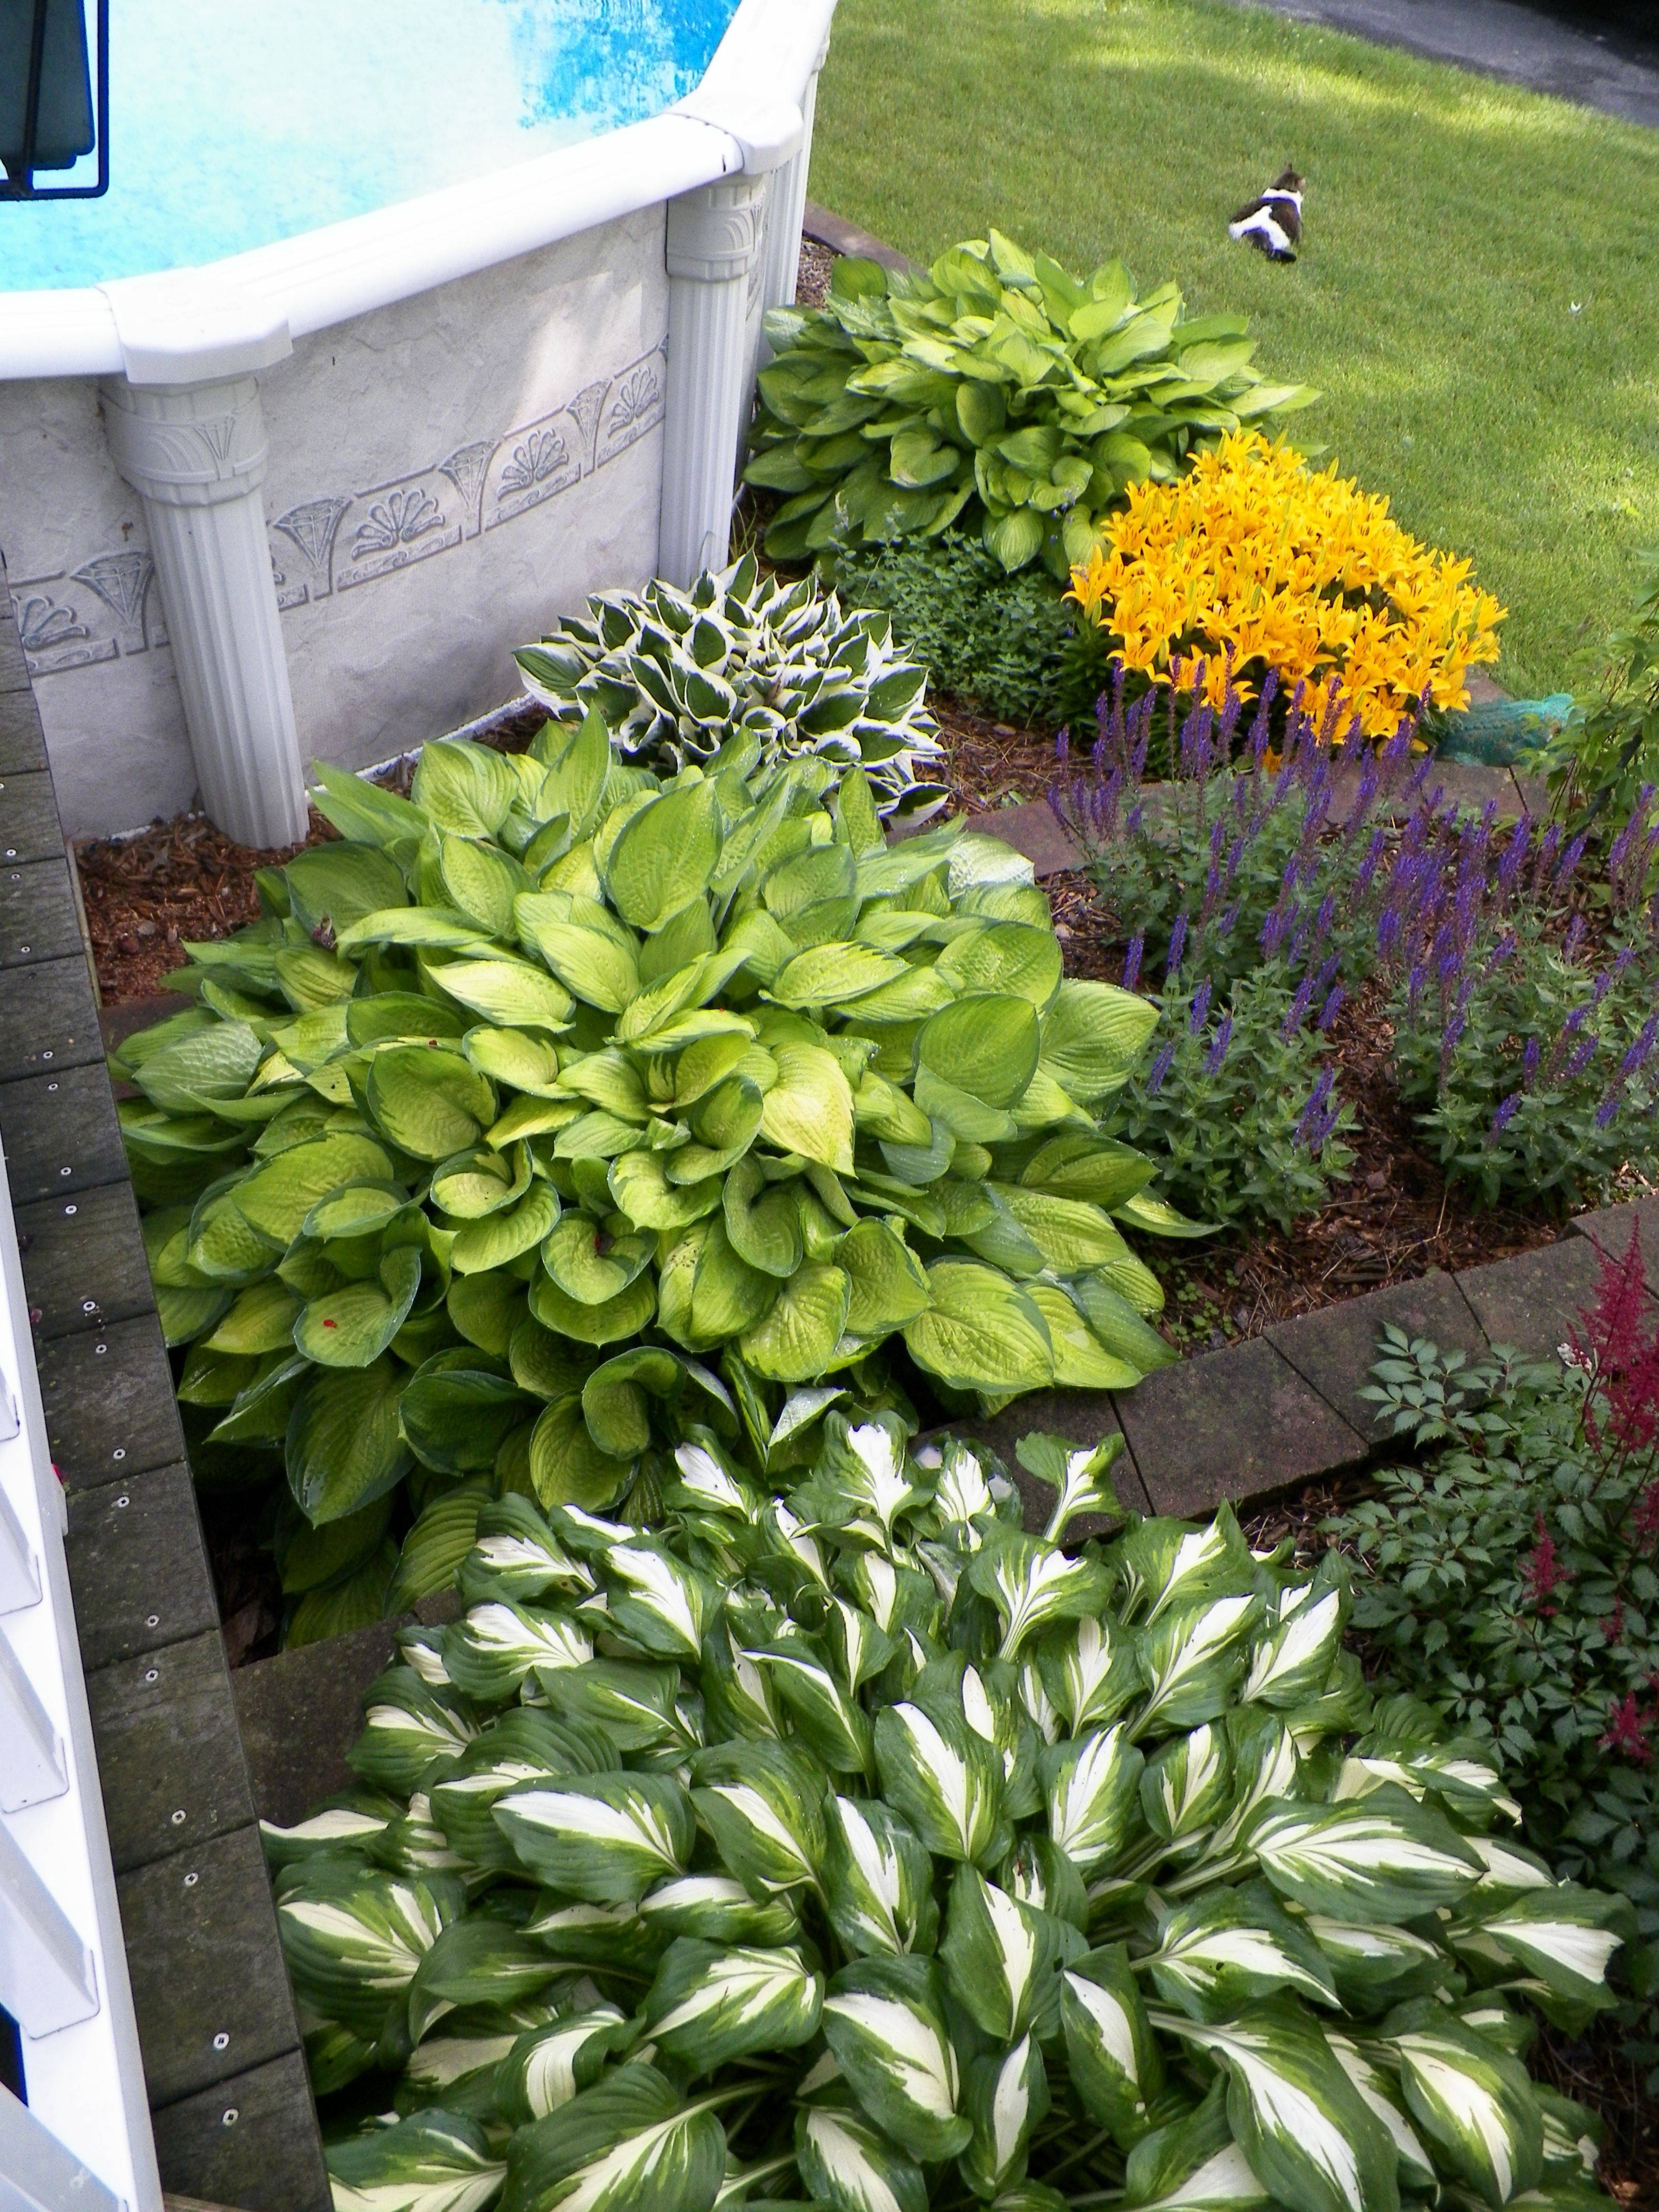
top-left (1166, 913), bottom-right (1187, 977)
top-left (1487, 1093), bottom-right (1522, 1142)
top-left (1522, 1036), bottom-right (1540, 1088)
top-left (1144, 1039), bottom-right (1177, 1098)
top-left (1317, 985), bottom-right (1345, 1032)
top-left (1189, 980), bottom-right (1213, 1033)
top-left (1121, 934), bottom-right (1144, 993)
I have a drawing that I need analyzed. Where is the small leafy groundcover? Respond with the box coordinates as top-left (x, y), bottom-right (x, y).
top-left (269, 1417), bottom-right (1625, 2212)
top-left (115, 726), bottom-right (1192, 1642)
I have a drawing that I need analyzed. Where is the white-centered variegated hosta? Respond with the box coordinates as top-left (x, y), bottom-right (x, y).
top-left (114, 728), bottom-right (1193, 1643)
top-left (266, 1415), bottom-right (1624, 2212)
top-left (515, 555), bottom-right (948, 821)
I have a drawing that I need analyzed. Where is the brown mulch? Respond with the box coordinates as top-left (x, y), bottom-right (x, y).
top-left (933, 694), bottom-right (1058, 813)
top-left (796, 235), bottom-right (836, 310)
top-left (74, 810), bottom-right (332, 1002)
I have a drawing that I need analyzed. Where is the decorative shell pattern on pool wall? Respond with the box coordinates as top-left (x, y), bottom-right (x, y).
top-left (9, 340), bottom-right (668, 678)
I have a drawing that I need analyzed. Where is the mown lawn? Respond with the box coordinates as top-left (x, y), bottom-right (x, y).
top-left (809, 0), bottom-right (1659, 696)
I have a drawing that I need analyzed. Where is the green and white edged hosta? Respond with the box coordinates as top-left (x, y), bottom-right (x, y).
top-left (515, 554), bottom-right (947, 820)
top-left (115, 725), bottom-right (1192, 1643)
top-left (267, 1415), bottom-right (1624, 2212)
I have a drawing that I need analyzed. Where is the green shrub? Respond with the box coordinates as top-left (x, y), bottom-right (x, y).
top-left (824, 532), bottom-right (1084, 731)
top-left (1546, 546), bottom-right (1659, 836)
top-left (117, 728), bottom-right (1196, 1643)
top-left (745, 231), bottom-right (1316, 578)
top-left (270, 1412), bottom-right (1622, 2211)
top-left (515, 555), bottom-right (947, 820)
top-left (1329, 1257), bottom-right (1659, 2087)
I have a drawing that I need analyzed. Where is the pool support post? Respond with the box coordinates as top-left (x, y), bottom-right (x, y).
top-left (660, 171), bottom-right (771, 588)
top-left (96, 273), bottom-right (308, 851)
top-left (660, 36), bottom-right (813, 591)
top-left (757, 31), bottom-right (828, 339)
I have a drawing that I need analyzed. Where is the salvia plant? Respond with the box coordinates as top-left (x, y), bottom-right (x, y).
top-left (115, 726), bottom-right (1193, 1642)
top-left (745, 231), bottom-right (1316, 577)
top-left (1051, 666), bottom-right (1659, 1221)
top-left (1329, 1226), bottom-right (1659, 2085)
top-left (514, 554), bottom-right (948, 821)
top-left (1112, 972), bottom-right (1358, 1238)
top-left (268, 1414), bottom-right (1624, 2212)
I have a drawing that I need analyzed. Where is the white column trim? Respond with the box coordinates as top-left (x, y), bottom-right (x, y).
top-left (101, 370), bottom-right (308, 849)
top-left (659, 172), bottom-right (771, 589)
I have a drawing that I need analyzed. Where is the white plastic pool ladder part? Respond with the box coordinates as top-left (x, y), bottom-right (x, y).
top-left (0, 1135), bottom-right (162, 2212)
top-left (0, 0), bottom-right (839, 853)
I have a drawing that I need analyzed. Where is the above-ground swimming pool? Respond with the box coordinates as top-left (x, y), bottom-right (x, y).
top-left (0, 0), bottom-right (836, 842)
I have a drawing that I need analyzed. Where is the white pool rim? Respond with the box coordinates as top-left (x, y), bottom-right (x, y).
top-left (0, 0), bottom-right (836, 382)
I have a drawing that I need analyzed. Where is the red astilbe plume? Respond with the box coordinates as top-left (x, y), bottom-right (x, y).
top-left (1521, 1509), bottom-right (1569, 1616)
top-left (1572, 1223), bottom-right (1659, 1454)
top-left (1600, 1691), bottom-right (1654, 1764)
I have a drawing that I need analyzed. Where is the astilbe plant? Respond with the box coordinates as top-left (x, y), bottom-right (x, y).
top-left (1329, 1224), bottom-right (1659, 2087)
top-left (268, 1412), bottom-right (1623, 2212)
top-left (114, 724), bottom-right (1194, 1645)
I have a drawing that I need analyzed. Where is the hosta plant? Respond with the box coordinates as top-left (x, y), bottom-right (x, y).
top-left (745, 230), bottom-right (1316, 577)
top-left (116, 727), bottom-right (1191, 1641)
top-left (268, 1414), bottom-right (1623, 2212)
top-left (515, 554), bottom-right (947, 820)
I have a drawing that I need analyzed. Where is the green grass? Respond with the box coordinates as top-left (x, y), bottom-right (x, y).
top-left (809, 0), bottom-right (1659, 696)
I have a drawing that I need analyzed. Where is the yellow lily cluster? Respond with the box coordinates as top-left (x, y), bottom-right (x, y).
top-left (1067, 433), bottom-right (1505, 739)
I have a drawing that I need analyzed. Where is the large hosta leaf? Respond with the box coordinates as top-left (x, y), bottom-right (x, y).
top-left (795, 2099), bottom-right (927, 2212)
top-left (287, 1357), bottom-right (410, 1524)
top-left (940, 1863), bottom-right (1070, 2040)
top-left (1250, 1788), bottom-right (1484, 1921)
top-left (328, 2111), bottom-right (507, 2212)
top-left (1161, 1999), bottom-right (1400, 2212)
top-left (499, 2059), bottom-right (726, 2212)
top-left (823, 1794), bottom-right (940, 1959)
top-left (1062, 1944), bottom-right (1164, 2145)
top-left (874, 1694), bottom-right (1004, 1866)
top-left (821, 1954), bottom-right (972, 2160)
top-left (494, 1774), bottom-right (693, 1900)
top-left (961, 2031), bottom-right (1051, 2198)
top-left (691, 1739), bottom-right (826, 1894)
top-left (1385, 2004), bottom-right (1543, 2207)
top-left (642, 1935), bottom-right (822, 2071)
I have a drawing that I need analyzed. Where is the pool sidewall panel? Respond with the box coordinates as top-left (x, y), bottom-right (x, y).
top-left (0, 373), bottom-right (194, 831)
top-left (267, 203), bottom-right (669, 778)
top-left (5, 205), bottom-right (669, 836)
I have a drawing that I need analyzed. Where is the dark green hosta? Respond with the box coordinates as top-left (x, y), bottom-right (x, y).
top-left (746, 230), bottom-right (1317, 577)
top-left (116, 725), bottom-right (1190, 1641)
top-left (270, 1417), bottom-right (1623, 2212)
top-left (516, 554), bottom-right (947, 820)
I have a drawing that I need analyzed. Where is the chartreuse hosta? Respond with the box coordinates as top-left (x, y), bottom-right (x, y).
top-left (266, 1414), bottom-right (1624, 2212)
top-left (113, 722), bottom-right (1195, 1645)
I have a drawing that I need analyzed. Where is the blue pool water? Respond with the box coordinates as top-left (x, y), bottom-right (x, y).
top-left (0, 0), bottom-right (737, 291)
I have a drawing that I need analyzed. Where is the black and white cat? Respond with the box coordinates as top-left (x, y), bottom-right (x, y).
top-left (1228, 168), bottom-right (1304, 263)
